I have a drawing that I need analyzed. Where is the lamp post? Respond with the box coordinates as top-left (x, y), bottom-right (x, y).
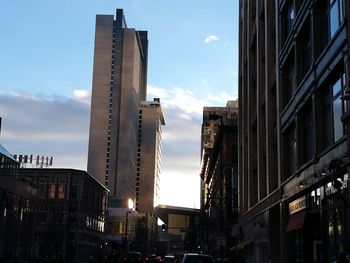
top-left (124, 210), bottom-right (132, 251)
top-left (124, 198), bottom-right (134, 252)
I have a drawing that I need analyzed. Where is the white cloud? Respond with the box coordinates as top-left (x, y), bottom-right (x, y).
top-left (0, 85), bottom-right (232, 208)
top-left (204, 35), bottom-right (219, 43)
top-left (148, 85), bottom-right (231, 114)
top-left (73, 89), bottom-right (91, 104)
top-left (10, 92), bottom-right (40, 101)
top-left (0, 92), bottom-right (89, 170)
top-left (207, 91), bottom-right (233, 104)
top-left (147, 86), bottom-right (168, 99)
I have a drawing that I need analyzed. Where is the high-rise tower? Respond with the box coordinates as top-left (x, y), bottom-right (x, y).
top-left (137, 98), bottom-right (165, 213)
top-left (87, 9), bottom-right (148, 203)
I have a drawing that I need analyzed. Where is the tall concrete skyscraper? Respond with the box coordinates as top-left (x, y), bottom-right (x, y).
top-left (137, 98), bottom-right (165, 213)
top-left (87, 9), bottom-right (148, 203)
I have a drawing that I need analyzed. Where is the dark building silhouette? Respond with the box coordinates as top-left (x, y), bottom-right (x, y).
top-left (156, 205), bottom-right (200, 256)
top-left (0, 144), bottom-right (37, 262)
top-left (239, 0), bottom-right (350, 262)
top-left (19, 168), bottom-right (108, 263)
top-left (199, 101), bottom-right (239, 259)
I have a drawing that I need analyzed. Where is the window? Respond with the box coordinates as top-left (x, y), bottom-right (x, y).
top-left (315, 0), bottom-right (344, 56)
top-left (281, 1), bottom-right (296, 44)
top-left (318, 71), bottom-right (345, 151)
top-left (48, 184), bottom-right (56, 199)
top-left (332, 79), bottom-right (343, 141)
top-left (329, 0), bottom-right (343, 38)
top-left (282, 52), bottom-right (296, 108)
top-left (297, 18), bottom-right (312, 82)
top-left (58, 184), bottom-right (65, 199)
top-left (283, 124), bottom-right (296, 179)
top-left (327, 207), bottom-right (345, 261)
top-left (70, 184), bottom-right (78, 200)
top-left (298, 101), bottom-right (314, 164)
top-left (38, 184), bottom-right (47, 199)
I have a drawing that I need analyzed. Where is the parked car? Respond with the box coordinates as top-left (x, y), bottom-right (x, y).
top-left (179, 253), bottom-right (215, 263)
top-left (144, 254), bottom-right (159, 263)
top-left (163, 254), bottom-right (177, 263)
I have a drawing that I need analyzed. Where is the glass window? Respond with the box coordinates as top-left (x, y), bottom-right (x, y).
top-left (284, 124), bottom-right (296, 179)
top-left (329, 0), bottom-right (342, 38)
top-left (299, 101), bottom-right (314, 164)
top-left (48, 184), bottom-right (56, 199)
top-left (70, 184), bottom-right (78, 199)
top-left (319, 72), bottom-right (345, 151)
top-left (332, 79), bottom-right (344, 141)
top-left (315, 0), bottom-right (344, 57)
top-left (282, 52), bottom-right (296, 108)
top-left (284, 1), bottom-right (295, 41)
top-left (58, 184), bottom-right (65, 199)
top-left (39, 184), bottom-right (47, 199)
top-left (333, 96), bottom-right (343, 141)
top-left (321, 87), bottom-right (333, 149)
top-left (297, 19), bottom-right (312, 82)
top-left (327, 206), bottom-right (345, 261)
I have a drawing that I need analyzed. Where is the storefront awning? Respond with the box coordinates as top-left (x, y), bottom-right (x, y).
top-left (230, 240), bottom-right (253, 251)
top-left (286, 211), bottom-right (307, 232)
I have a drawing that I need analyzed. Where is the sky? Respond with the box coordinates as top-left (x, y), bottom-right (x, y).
top-left (0, 0), bottom-right (238, 208)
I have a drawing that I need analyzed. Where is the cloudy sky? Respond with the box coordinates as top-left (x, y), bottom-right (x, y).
top-left (0, 0), bottom-right (238, 208)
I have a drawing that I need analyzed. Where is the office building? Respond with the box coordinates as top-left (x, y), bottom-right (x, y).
top-left (19, 168), bottom-right (108, 263)
top-left (87, 9), bottom-right (148, 204)
top-left (137, 98), bottom-right (165, 213)
top-left (238, 0), bottom-right (350, 262)
top-left (199, 101), bottom-right (239, 258)
top-left (87, 9), bottom-right (166, 253)
top-left (156, 205), bottom-right (200, 255)
top-left (0, 145), bottom-right (36, 262)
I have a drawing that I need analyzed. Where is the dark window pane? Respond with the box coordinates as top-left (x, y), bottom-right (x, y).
top-left (330, 2), bottom-right (340, 37)
top-left (321, 86), bottom-right (333, 149)
top-left (333, 96), bottom-right (343, 141)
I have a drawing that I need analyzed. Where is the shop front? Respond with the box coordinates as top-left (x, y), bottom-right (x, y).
top-left (285, 173), bottom-right (350, 263)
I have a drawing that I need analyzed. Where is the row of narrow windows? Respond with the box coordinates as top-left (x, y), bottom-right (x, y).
top-left (280, 0), bottom-right (344, 109)
top-left (283, 65), bottom-right (347, 180)
top-left (105, 27), bottom-right (117, 187)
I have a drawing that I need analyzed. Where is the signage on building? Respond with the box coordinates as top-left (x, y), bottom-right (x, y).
top-left (289, 196), bottom-right (306, 215)
top-left (325, 174), bottom-right (349, 195)
top-left (204, 107), bottom-right (227, 112)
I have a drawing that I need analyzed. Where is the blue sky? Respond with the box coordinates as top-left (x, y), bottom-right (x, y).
top-left (0, 0), bottom-right (238, 208)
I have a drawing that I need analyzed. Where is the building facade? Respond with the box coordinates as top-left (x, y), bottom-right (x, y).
top-left (0, 145), bottom-right (36, 262)
top-left (87, 9), bottom-right (148, 203)
top-left (239, 0), bottom-right (350, 262)
top-left (87, 9), bottom-right (166, 254)
top-left (19, 168), bottom-right (108, 263)
top-left (137, 98), bottom-right (165, 213)
top-left (199, 101), bottom-right (239, 259)
top-left (156, 205), bottom-right (200, 256)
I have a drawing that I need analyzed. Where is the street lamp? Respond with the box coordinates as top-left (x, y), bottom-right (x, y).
top-left (124, 198), bottom-right (135, 252)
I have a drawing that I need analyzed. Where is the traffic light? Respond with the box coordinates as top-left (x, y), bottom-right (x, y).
top-left (161, 224), bottom-right (166, 232)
